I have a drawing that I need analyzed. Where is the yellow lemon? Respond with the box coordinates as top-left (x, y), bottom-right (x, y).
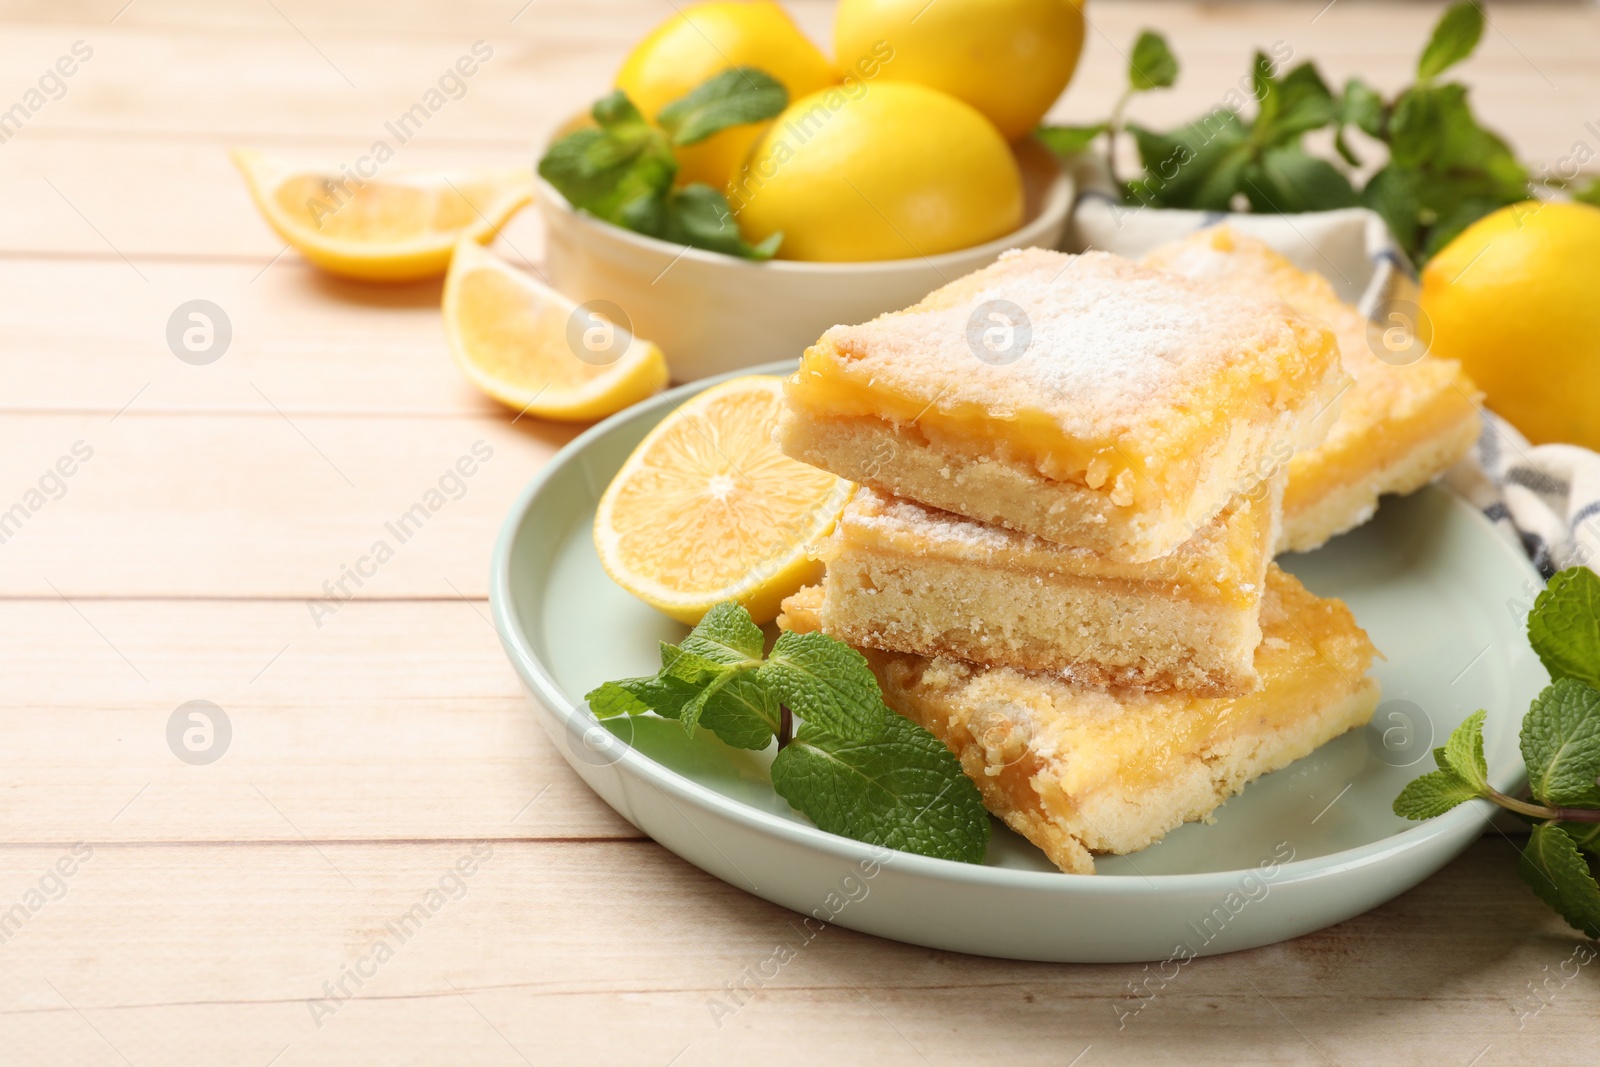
top-left (615, 1), bottom-right (837, 188)
top-left (1420, 200), bottom-right (1600, 450)
top-left (594, 376), bottom-right (852, 624)
top-left (834, 0), bottom-right (1085, 141)
top-left (233, 150), bottom-right (531, 282)
top-left (729, 81), bottom-right (1023, 262)
top-left (442, 239), bottom-right (668, 422)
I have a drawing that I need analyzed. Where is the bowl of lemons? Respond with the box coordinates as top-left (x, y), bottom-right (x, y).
top-left (534, 0), bottom-right (1083, 382)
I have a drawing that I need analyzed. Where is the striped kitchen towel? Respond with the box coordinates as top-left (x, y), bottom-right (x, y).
top-left (1447, 413), bottom-right (1600, 579)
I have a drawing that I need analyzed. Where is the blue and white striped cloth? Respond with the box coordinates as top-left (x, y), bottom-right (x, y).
top-left (1447, 413), bottom-right (1600, 579)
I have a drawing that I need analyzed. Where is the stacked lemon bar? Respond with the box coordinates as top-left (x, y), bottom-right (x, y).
top-left (775, 248), bottom-right (1383, 875)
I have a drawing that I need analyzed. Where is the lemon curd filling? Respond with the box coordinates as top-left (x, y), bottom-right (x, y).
top-left (786, 358), bottom-right (1157, 503)
top-left (787, 330), bottom-right (1331, 511)
top-left (1283, 372), bottom-right (1478, 517)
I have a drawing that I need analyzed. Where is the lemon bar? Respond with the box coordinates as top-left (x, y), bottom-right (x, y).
top-left (1142, 226), bottom-right (1483, 553)
top-left (779, 248), bottom-right (1345, 562)
top-left (778, 566), bottom-right (1379, 875)
top-left (812, 484), bottom-right (1279, 695)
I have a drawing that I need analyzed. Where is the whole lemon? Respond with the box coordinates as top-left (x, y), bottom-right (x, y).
top-left (834, 0), bottom-right (1085, 141)
top-left (729, 82), bottom-right (1023, 261)
top-left (615, 1), bottom-right (837, 188)
top-left (1420, 200), bottom-right (1600, 450)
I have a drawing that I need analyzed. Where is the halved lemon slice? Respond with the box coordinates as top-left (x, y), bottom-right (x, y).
top-left (595, 376), bottom-right (852, 625)
top-left (443, 240), bottom-right (669, 421)
top-left (232, 149), bottom-right (533, 281)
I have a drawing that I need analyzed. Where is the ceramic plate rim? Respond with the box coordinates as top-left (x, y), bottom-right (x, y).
top-left (489, 362), bottom-right (1535, 897)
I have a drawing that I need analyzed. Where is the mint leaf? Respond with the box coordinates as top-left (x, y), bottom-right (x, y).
top-left (1250, 51), bottom-right (1281, 133)
top-left (680, 600), bottom-right (764, 666)
top-left (771, 715), bottom-right (990, 863)
top-left (759, 631), bottom-right (886, 741)
top-left (1575, 179), bottom-right (1600, 208)
top-left (660, 184), bottom-right (781, 260)
top-left (1417, 1), bottom-right (1484, 82)
top-left (1339, 77), bottom-right (1386, 139)
top-left (585, 678), bottom-right (654, 719)
top-left (695, 671), bottom-right (780, 750)
top-left (586, 673), bottom-right (698, 720)
top-left (592, 89), bottom-right (649, 131)
top-left (1128, 31), bottom-right (1178, 92)
top-left (1394, 769), bottom-right (1481, 819)
top-left (1521, 679), bottom-right (1600, 808)
top-left (537, 90), bottom-right (677, 225)
top-left (681, 668), bottom-right (761, 742)
top-left (537, 125), bottom-right (674, 222)
top-left (1268, 63), bottom-right (1339, 143)
top-left (1245, 145), bottom-right (1358, 213)
top-left (1562, 820), bottom-right (1600, 855)
top-left (1126, 112), bottom-right (1252, 210)
top-left (1035, 124), bottom-right (1107, 155)
top-left (661, 644), bottom-right (734, 686)
top-left (657, 67), bottom-right (787, 147)
top-left (1442, 709), bottom-right (1491, 792)
top-left (1528, 567), bottom-right (1600, 689)
top-left (1519, 823), bottom-right (1600, 939)
top-left (1362, 165), bottom-right (1421, 256)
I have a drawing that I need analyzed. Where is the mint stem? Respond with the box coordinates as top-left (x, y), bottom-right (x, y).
top-left (777, 705), bottom-right (792, 751)
top-left (1485, 788), bottom-right (1600, 823)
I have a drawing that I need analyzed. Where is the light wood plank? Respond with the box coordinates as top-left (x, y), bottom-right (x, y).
top-left (0, 412), bottom-right (578, 598)
top-left (0, 839), bottom-right (1592, 1066)
top-left (0, 598), bottom-right (637, 842)
top-left (0, 254), bottom-right (546, 416)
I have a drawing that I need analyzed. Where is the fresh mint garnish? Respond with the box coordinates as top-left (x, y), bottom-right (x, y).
top-left (1528, 567), bottom-right (1600, 690)
top-left (537, 68), bottom-right (785, 260)
top-left (583, 600), bottom-right (991, 863)
top-left (657, 67), bottom-right (787, 147)
top-left (758, 630), bottom-right (885, 742)
top-left (1037, 2), bottom-right (1535, 265)
top-left (1519, 824), bottom-right (1600, 939)
top-left (1393, 566), bottom-right (1600, 939)
top-left (1521, 679), bottom-right (1600, 808)
top-left (1415, 0), bottom-right (1485, 81)
top-left (772, 716), bottom-right (989, 864)
top-left (1441, 708), bottom-right (1490, 792)
top-left (1127, 29), bottom-right (1178, 92)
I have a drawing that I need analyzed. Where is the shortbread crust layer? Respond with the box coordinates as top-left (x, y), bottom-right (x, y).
top-left (814, 486), bottom-right (1279, 695)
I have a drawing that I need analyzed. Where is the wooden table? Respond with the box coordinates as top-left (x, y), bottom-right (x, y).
top-left (3, 2), bottom-right (1597, 1063)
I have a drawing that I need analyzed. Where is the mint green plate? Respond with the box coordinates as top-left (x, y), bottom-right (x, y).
top-left (490, 364), bottom-right (1547, 962)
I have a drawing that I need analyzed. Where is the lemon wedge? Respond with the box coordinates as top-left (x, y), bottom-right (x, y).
top-left (443, 239), bottom-right (669, 421)
top-left (595, 375), bottom-right (852, 624)
top-left (232, 149), bottom-right (533, 281)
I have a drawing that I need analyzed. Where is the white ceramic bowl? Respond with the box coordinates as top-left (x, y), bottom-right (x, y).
top-left (535, 141), bottom-right (1074, 382)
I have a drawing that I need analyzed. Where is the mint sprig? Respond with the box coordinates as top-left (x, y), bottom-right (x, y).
top-left (1038, 2), bottom-right (1534, 266)
top-left (657, 68), bottom-right (787, 147)
top-left (584, 601), bottom-right (990, 863)
top-left (536, 68), bottom-right (784, 260)
top-left (772, 715), bottom-right (988, 864)
top-left (1393, 566), bottom-right (1600, 938)
top-left (1528, 566), bottom-right (1600, 690)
